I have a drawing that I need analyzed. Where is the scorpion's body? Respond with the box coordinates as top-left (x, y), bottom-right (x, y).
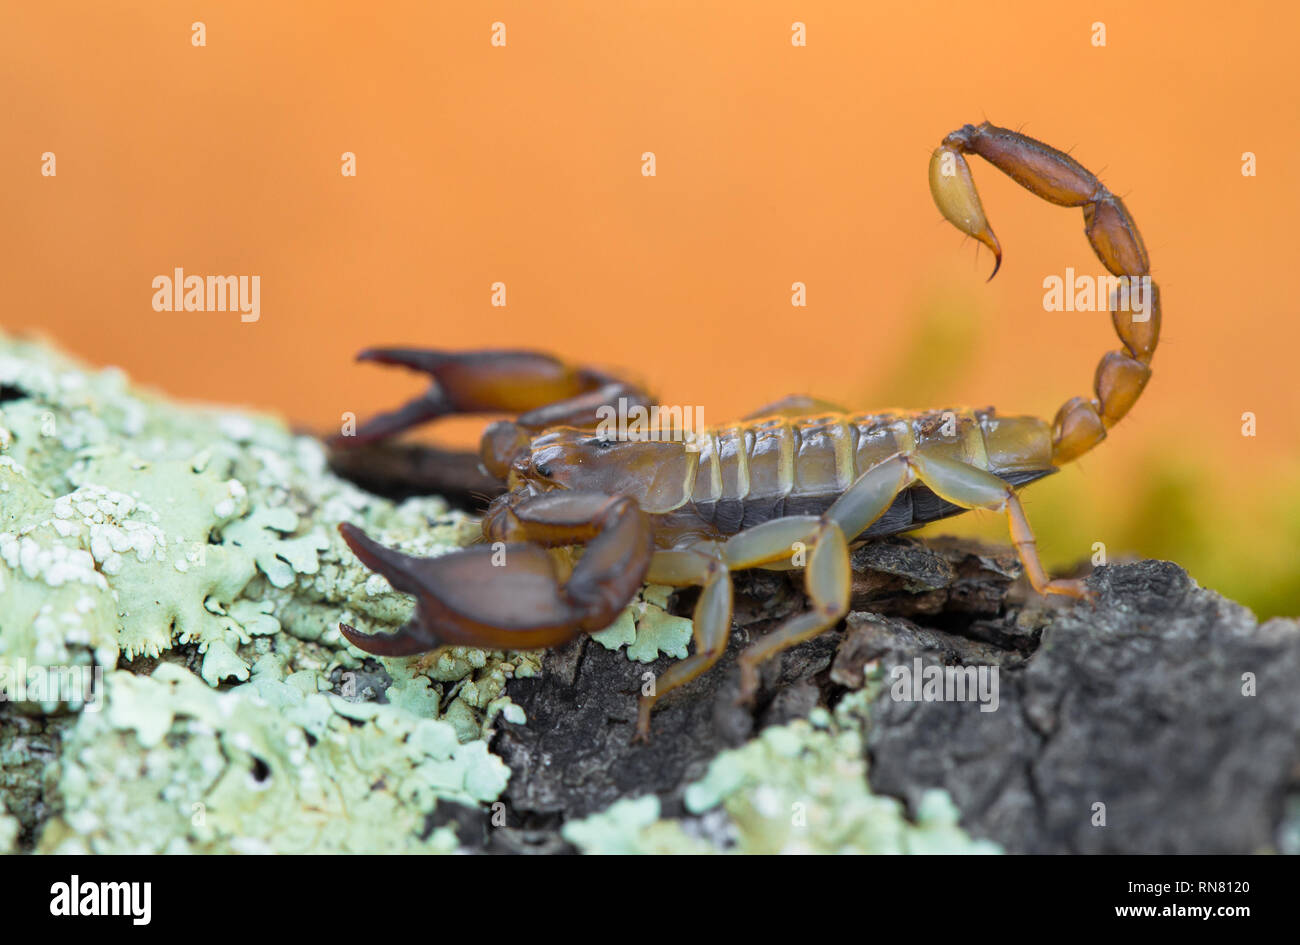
top-left (525, 408), bottom-right (1055, 546)
top-left (333, 122), bottom-right (1162, 740)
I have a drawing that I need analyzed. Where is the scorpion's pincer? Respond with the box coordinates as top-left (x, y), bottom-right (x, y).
top-left (929, 146), bottom-right (1002, 279)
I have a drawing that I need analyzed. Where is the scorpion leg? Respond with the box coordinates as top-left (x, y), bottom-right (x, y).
top-left (730, 518), bottom-right (851, 704)
top-left (337, 491), bottom-right (654, 654)
top-left (635, 453), bottom-right (1025, 731)
top-left (633, 517), bottom-right (847, 734)
top-left (633, 544), bottom-right (734, 741)
top-left (640, 458), bottom-right (917, 723)
top-left (334, 348), bottom-right (651, 446)
top-left (721, 447), bottom-right (1083, 709)
top-left (908, 450), bottom-right (1089, 598)
top-left (726, 457), bottom-right (917, 704)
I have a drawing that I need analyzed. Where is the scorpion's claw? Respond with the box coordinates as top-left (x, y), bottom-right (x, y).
top-left (336, 494), bottom-right (654, 655)
top-left (337, 392), bottom-right (449, 447)
top-left (333, 348), bottom-right (613, 448)
top-left (328, 349), bottom-right (461, 447)
top-left (929, 145), bottom-right (1002, 280)
top-left (338, 621), bottom-right (438, 657)
top-left (337, 522), bottom-right (587, 651)
top-left (354, 347), bottom-right (445, 371)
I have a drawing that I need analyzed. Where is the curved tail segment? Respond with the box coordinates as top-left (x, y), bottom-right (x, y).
top-left (929, 122), bottom-right (1160, 465)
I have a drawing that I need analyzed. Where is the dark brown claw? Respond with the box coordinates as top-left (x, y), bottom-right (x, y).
top-left (335, 392), bottom-right (450, 447)
top-left (338, 522), bottom-right (584, 651)
top-left (338, 621), bottom-right (439, 657)
top-left (331, 348), bottom-right (621, 448)
top-left (335, 493), bottom-right (654, 656)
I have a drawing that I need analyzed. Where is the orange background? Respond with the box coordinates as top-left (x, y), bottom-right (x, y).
top-left (4, 2), bottom-right (1299, 614)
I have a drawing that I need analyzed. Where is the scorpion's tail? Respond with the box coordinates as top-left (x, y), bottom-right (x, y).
top-left (929, 122), bottom-right (1159, 465)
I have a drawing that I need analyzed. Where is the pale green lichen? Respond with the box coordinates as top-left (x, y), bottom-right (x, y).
top-left (591, 608), bottom-right (636, 650)
top-left (561, 795), bottom-right (714, 855)
top-left (221, 506), bottom-right (330, 589)
top-left (592, 585), bottom-right (693, 663)
top-left (37, 661), bottom-right (502, 853)
top-left (199, 639), bottom-right (251, 686)
top-left (564, 690), bottom-right (1002, 855)
top-left (0, 334), bottom-right (528, 851)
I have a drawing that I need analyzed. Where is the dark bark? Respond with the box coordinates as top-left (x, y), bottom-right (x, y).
top-left (479, 539), bottom-right (1300, 854)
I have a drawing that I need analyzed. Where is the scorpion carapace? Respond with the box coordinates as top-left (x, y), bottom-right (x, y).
top-left (333, 122), bottom-right (1160, 740)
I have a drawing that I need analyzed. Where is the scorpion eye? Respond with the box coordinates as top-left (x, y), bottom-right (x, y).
top-left (534, 463), bottom-right (552, 478)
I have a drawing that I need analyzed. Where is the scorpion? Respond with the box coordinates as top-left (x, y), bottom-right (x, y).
top-left (332, 122), bottom-right (1159, 741)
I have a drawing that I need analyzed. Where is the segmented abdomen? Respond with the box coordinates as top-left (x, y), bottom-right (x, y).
top-left (684, 408), bottom-right (1053, 536)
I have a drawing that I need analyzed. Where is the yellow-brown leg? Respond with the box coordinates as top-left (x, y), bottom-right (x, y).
top-left (724, 455), bottom-right (916, 705)
top-left (634, 516), bottom-right (840, 736)
top-left (634, 545), bottom-right (733, 741)
top-left (909, 451), bottom-right (1090, 598)
top-left (733, 520), bottom-right (851, 703)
